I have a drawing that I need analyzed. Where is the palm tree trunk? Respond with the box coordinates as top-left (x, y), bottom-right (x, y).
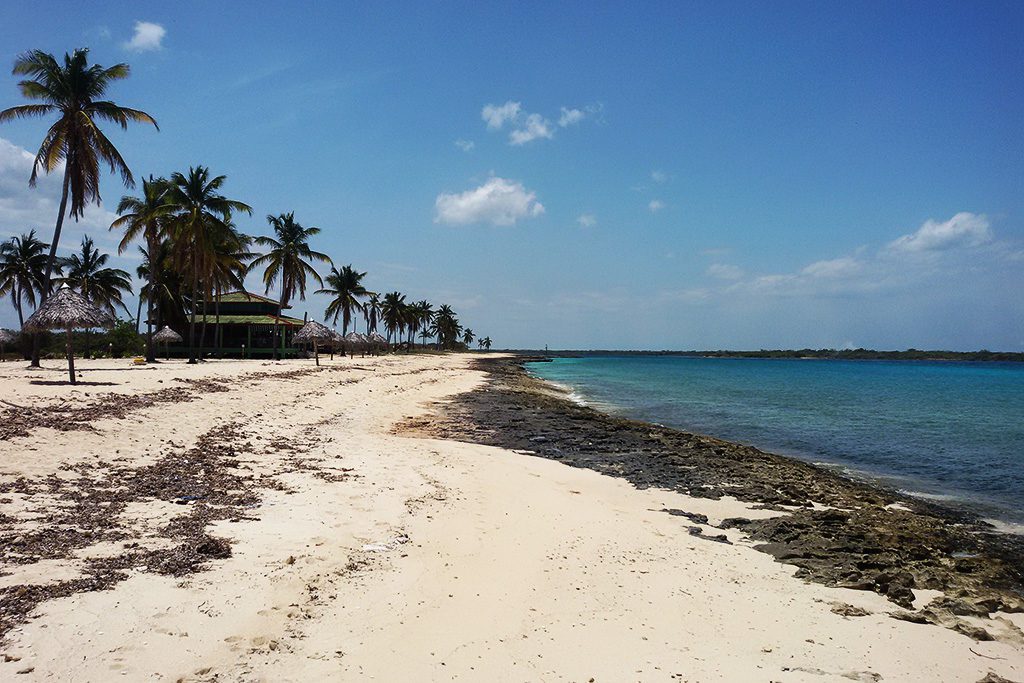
top-left (199, 286), bottom-right (209, 360)
top-left (145, 234), bottom-right (156, 362)
top-left (273, 288), bottom-right (285, 361)
top-left (30, 167), bottom-right (72, 368)
top-left (215, 286), bottom-right (222, 357)
top-left (65, 326), bottom-right (75, 385)
top-left (188, 255), bottom-right (198, 364)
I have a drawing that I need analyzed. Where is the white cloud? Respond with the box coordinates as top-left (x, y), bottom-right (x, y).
top-left (651, 170), bottom-right (668, 183)
top-left (648, 199), bottom-right (665, 213)
top-left (558, 107), bottom-right (585, 127)
top-left (434, 177), bottom-right (544, 227)
top-left (577, 213), bottom-right (597, 228)
top-left (0, 137), bottom-right (120, 245)
top-left (454, 138), bottom-right (475, 152)
top-left (481, 101), bottom-right (521, 130)
top-left (706, 263), bottom-right (744, 280)
top-left (124, 21), bottom-right (166, 52)
top-left (509, 113), bottom-right (554, 146)
top-left (801, 256), bottom-right (862, 279)
top-left (887, 212), bottom-right (991, 253)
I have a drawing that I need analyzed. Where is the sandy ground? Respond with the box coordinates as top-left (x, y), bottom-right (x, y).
top-left (0, 353), bottom-right (1022, 682)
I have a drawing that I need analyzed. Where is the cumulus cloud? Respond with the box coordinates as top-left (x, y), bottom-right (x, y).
top-left (801, 256), bottom-right (862, 279)
top-left (124, 21), bottom-right (166, 52)
top-left (481, 101), bottom-right (521, 130)
top-left (577, 213), bottom-right (597, 228)
top-left (558, 107), bottom-right (585, 127)
top-left (509, 113), bottom-right (554, 145)
top-left (706, 263), bottom-right (744, 280)
top-left (887, 212), bottom-right (991, 253)
top-left (482, 100), bottom-right (592, 145)
top-left (648, 199), bottom-right (665, 213)
top-left (434, 177), bottom-right (544, 226)
top-left (0, 137), bottom-right (120, 244)
top-left (454, 138), bottom-right (475, 152)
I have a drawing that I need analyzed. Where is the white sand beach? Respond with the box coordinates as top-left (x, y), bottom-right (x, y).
top-left (0, 354), bottom-right (1022, 682)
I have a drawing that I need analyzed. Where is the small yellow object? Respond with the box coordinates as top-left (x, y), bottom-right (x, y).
top-left (132, 357), bottom-right (146, 365)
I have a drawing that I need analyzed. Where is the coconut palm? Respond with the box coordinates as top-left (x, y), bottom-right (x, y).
top-left (206, 222), bottom-right (253, 353)
top-left (363, 293), bottom-right (381, 335)
top-left (479, 336), bottom-right (492, 350)
top-left (0, 231), bottom-right (50, 329)
top-left (164, 166), bottom-right (252, 363)
top-left (57, 236), bottom-right (133, 317)
top-left (433, 304), bottom-right (462, 350)
top-left (462, 328), bottom-right (475, 347)
top-left (412, 300), bottom-right (433, 346)
top-left (317, 264), bottom-right (369, 335)
top-left (0, 48), bottom-right (157, 321)
top-left (380, 291), bottom-right (407, 346)
top-left (249, 212), bottom-right (330, 360)
top-left (110, 175), bottom-right (171, 361)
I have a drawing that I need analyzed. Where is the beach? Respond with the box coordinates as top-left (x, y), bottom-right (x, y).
top-left (1, 353), bottom-right (1023, 682)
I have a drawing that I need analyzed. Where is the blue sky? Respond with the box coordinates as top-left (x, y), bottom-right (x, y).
top-left (1, 2), bottom-right (1022, 350)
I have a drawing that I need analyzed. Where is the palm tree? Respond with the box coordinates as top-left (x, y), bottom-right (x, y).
top-left (0, 49), bottom-right (157, 366)
top-left (0, 231), bottom-right (49, 329)
top-left (412, 300), bottom-right (433, 346)
top-left (58, 236), bottom-right (133, 317)
top-left (164, 167), bottom-right (252, 363)
top-left (206, 222), bottom-right (253, 353)
top-left (380, 291), bottom-right (407, 346)
top-left (364, 293), bottom-right (381, 335)
top-left (318, 264), bottom-right (368, 335)
top-left (249, 213), bottom-right (330, 360)
top-left (433, 304), bottom-right (462, 350)
top-left (478, 336), bottom-right (492, 351)
top-left (110, 176), bottom-right (171, 361)
top-left (462, 328), bottom-right (475, 348)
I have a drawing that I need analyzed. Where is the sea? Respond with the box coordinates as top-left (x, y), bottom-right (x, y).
top-left (526, 355), bottom-right (1024, 530)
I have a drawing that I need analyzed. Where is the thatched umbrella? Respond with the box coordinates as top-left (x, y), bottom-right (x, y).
top-left (292, 320), bottom-right (334, 366)
top-left (370, 332), bottom-right (388, 354)
top-left (23, 285), bottom-right (110, 384)
top-left (343, 331), bottom-right (366, 358)
top-left (0, 329), bottom-right (15, 362)
top-left (152, 326), bottom-right (182, 361)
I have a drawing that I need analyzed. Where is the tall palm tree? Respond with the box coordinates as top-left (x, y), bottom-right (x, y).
top-left (433, 304), bottom-right (462, 350)
top-left (462, 328), bottom-right (475, 348)
top-left (164, 167), bottom-right (252, 363)
top-left (110, 175), bottom-right (171, 361)
top-left (0, 49), bottom-right (157, 366)
top-left (249, 213), bottom-right (330, 360)
top-left (317, 264), bottom-right (369, 335)
top-left (204, 221), bottom-right (253, 353)
top-left (0, 231), bottom-right (50, 329)
top-left (479, 336), bottom-right (492, 350)
top-left (412, 300), bottom-right (433, 346)
top-left (364, 293), bottom-right (381, 335)
top-left (58, 236), bottom-right (133, 317)
top-left (380, 291), bottom-right (407, 346)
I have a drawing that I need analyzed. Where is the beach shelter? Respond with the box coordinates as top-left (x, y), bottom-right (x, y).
top-left (0, 329), bottom-right (15, 362)
top-left (343, 331), bottom-right (366, 358)
top-left (292, 320), bottom-right (334, 366)
top-left (370, 332), bottom-right (388, 354)
top-left (152, 325), bottom-right (183, 360)
top-left (22, 285), bottom-right (110, 384)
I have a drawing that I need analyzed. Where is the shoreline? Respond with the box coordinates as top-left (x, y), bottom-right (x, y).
top-left (530, 363), bottom-right (1024, 532)
top-left (401, 355), bottom-right (1024, 625)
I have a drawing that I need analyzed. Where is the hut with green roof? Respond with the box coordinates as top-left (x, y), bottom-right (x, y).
top-left (193, 290), bottom-right (306, 357)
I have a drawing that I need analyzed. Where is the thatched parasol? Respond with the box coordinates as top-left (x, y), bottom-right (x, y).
top-left (292, 320), bottom-right (334, 366)
top-left (23, 285), bottom-right (111, 384)
top-left (0, 329), bottom-right (15, 362)
top-left (343, 331), bottom-right (367, 358)
top-left (152, 326), bottom-right (182, 360)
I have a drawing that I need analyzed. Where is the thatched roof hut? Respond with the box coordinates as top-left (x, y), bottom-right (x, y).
top-left (292, 321), bottom-right (334, 365)
top-left (152, 326), bottom-right (182, 343)
top-left (23, 285), bottom-right (110, 332)
top-left (22, 285), bottom-right (110, 384)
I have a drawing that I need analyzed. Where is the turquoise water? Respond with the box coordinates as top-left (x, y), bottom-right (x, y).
top-left (527, 356), bottom-right (1024, 526)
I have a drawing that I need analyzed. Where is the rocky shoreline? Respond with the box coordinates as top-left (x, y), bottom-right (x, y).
top-left (400, 355), bottom-right (1024, 640)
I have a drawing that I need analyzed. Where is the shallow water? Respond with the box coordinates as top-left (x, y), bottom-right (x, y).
top-left (527, 356), bottom-right (1024, 525)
